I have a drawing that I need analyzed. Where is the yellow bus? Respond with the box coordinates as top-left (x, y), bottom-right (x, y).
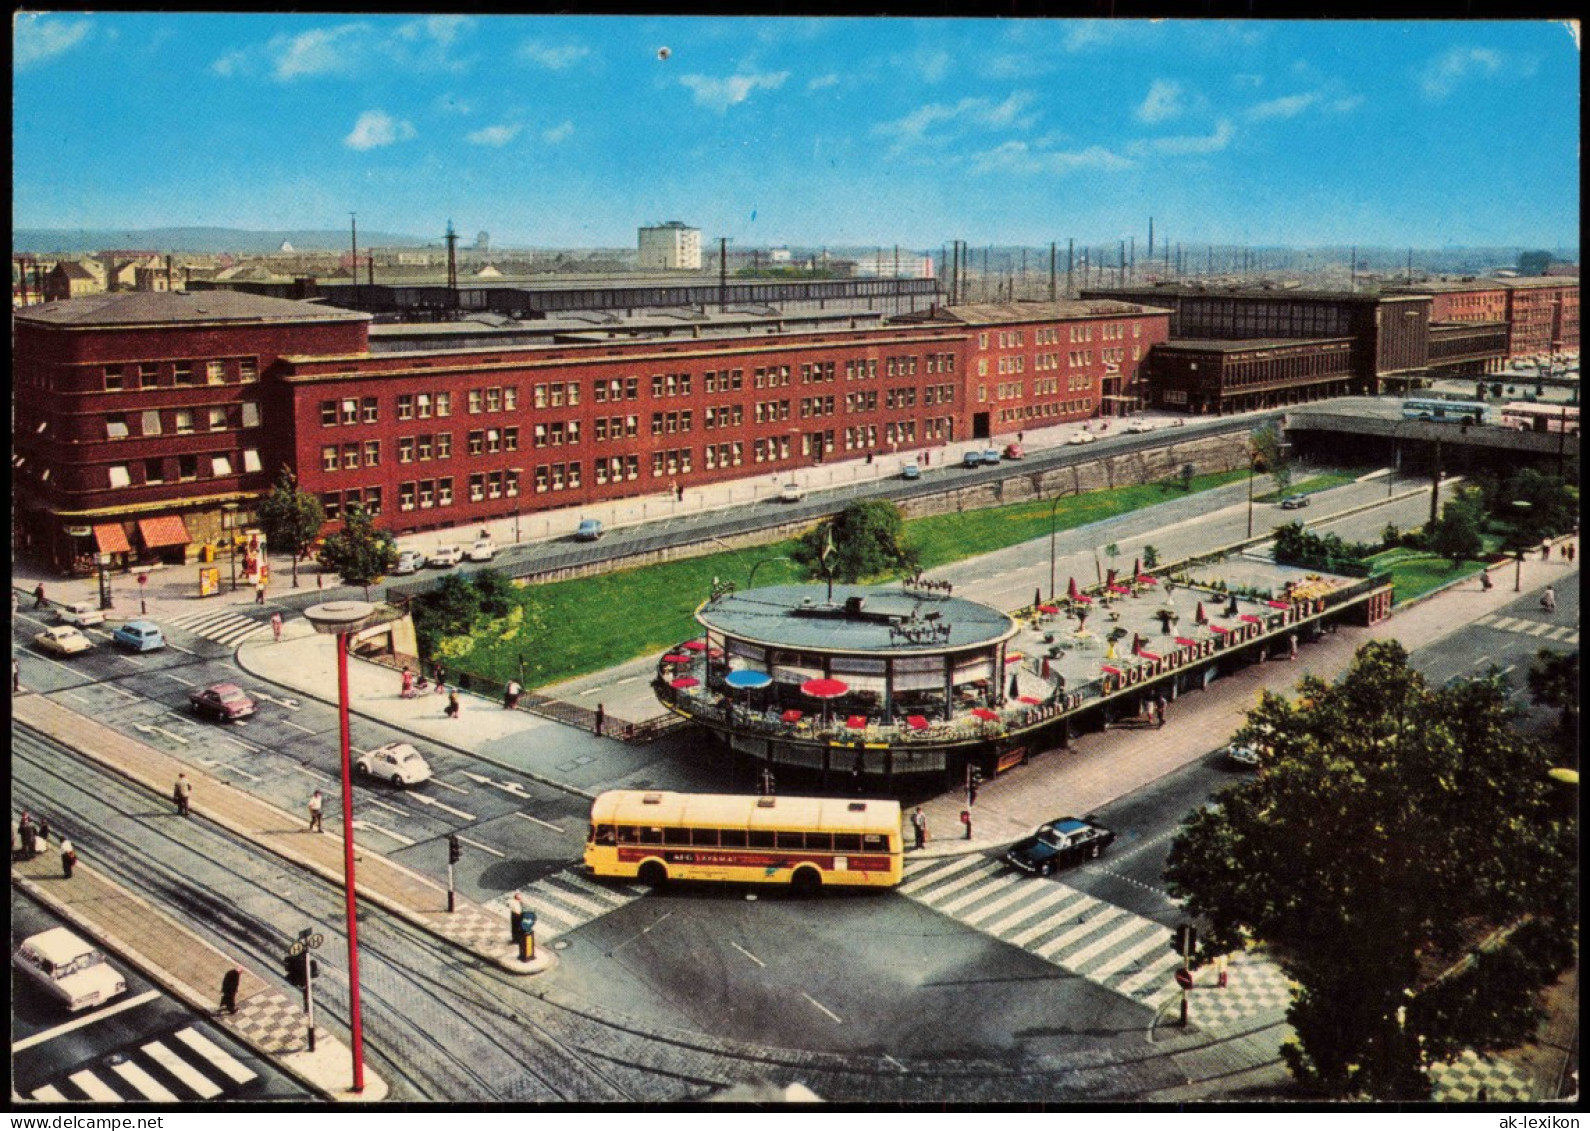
top-left (584, 790), bottom-right (903, 892)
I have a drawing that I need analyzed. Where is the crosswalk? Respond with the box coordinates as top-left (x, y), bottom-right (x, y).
top-left (899, 856), bottom-right (1295, 1029)
top-left (24, 1025), bottom-right (258, 1103)
top-left (164, 608), bottom-right (274, 648)
top-left (481, 868), bottom-right (647, 941)
top-left (1474, 612), bottom-right (1578, 646)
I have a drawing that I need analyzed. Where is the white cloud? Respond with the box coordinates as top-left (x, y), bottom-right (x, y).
top-left (209, 49), bottom-right (251, 78)
top-left (211, 19), bottom-right (473, 83)
top-left (1419, 47), bottom-right (1503, 99)
top-left (395, 15), bottom-right (470, 48)
top-left (345, 111), bottom-right (416, 151)
top-left (518, 39), bottom-right (591, 70)
top-left (1247, 92), bottom-right (1320, 121)
top-left (807, 73), bottom-right (840, 91)
top-left (14, 14), bottom-right (93, 68)
top-left (467, 123), bottom-right (522, 147)
top-left (1126, 120), bottom-right (1235, 158)
top-left (272, 24), bottom-right (370, 80)
top-left (1064, 21), bottom-right (1118, 52)
top-left (1330, 95), bottom-right (1365, 113)
top-left (874, 92), bottom-right (1036, 150)
top-left (679, 70), bottom-right (790, 112)
top-left (542, 121), bottom-right (575, 144)
top-left (916, 48), bottom-right (951, 83)
top-left (970, 140), bottom-right (1131, 176)
top-left (1136, 79), bottom-right (1185, 124)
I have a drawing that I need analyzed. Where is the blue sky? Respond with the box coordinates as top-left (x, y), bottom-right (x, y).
top-left (12, 14), bottom-right (1581, 251)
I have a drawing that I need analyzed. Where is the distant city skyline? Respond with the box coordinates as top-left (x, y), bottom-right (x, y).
top-left (13, 14), bottom-right (1581, 252)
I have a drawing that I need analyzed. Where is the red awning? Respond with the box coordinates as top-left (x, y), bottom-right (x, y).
top-left (1018, 695), bottom-right (1042, 705)
top-left (1266, 600), bottom-right (1290, 609)
top-left (1108, 584), bottom-right (1131, 594)
top-left (971, 707), bottom-right (999, 721)
top-left (93, 523), bottom-right (132, 554)
top-left (1037, 604), bottom-right (1059, 614)
top-left (1209, 624), bottom-right (1230, 634)
top-left (1239, 614), bottom-right (1263, 624)
top-left (1100, 665), bottom-right (1123, 675)
top-left (137, 514), bottom-right (190, 549)
top-left (1175, 636), bottom-right (1199, 647)
top-left (1136, 649), bottom-right (1162, 661)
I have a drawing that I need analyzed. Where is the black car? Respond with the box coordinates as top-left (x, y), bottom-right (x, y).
top-left (1004, 817), bottom-right (1115, 875)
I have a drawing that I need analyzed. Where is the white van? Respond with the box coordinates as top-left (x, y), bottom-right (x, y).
top-left (13, 928), bottom-right (128, 1012)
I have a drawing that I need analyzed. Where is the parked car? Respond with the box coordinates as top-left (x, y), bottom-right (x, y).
top-left (779, 482), bottom-right (807, 503)
top-left (355, 741), bottom-right (433, 787)
top-left (900, 461), bottom-right (921, 480)
top-left (111, 620), bottom-right (165, 652)
top-left (981, 448), bottom-right (1002, 466)
top-left (1004, 817), bottom-right (1116, 876)
top-left (1125, 418), bottom-right (1155, 434)
top-left (466, 539), bottom-right (497, 562)
top-left (13, 928), bottom-right (127, 1013)
top-left (392, 550), bottom-right (426, 575)
top-left (188, 681), bottom-right (257, 722)
top-left (427, 545), bottom-right (463, 568)
top-left (1224, 743), bottom-right (1262, 770)
top-left (573, 518), bottom-right (605, 542)
top-left (1279, 494), bottom-right (1311, 510)
top-left (1067, 430), bottom-right (1097, 445)
top-left (1002, 442), bottom-right (1025, 460)
top-left (57, 601), bottom-right (105, 628)
top-left (34, 625), bottom-right (93, 657)
top-left (962, 449), bottom-right (984, 468)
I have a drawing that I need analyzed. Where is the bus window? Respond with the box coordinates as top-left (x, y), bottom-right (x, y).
top-left (834, 833), bottom-right (862, 853)
top-left (616, 825), bottom-right (641, 845)
top-left (641, 825), bottom-right (665, 845)
top-left (690, 827), bottom-right (720, 847)
top-left (663, 827), bottom-right (691, 846)
top-left (748, 829), bottom-right (776, 849)
top-left (775, 830), bottom-right (804, 849)
top-left (862, 833), bottom-right (889, 852)
top-left (720, 829), bottom-right (748, 848)
top-left (593, 824), bottom-right (616, 846)
top-left (805, 832), bottom-right (834, 852)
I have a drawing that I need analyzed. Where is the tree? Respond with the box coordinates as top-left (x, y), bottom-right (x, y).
top-left (1426, 489), bottom-right (1485, 568)
top-left (1165, 641), bottom-right (1576, 1100)
top-left (472, 569), bottom-right (516, 618)
top-left (1179, 463), bottom-right (1196, 493)
top-left (314, 503), bottom-right (397, 600)
top-left (1250, 422), bottom-right (1292, 497)
top-left (1496, 469), bottom-right (1578, 543)
top-left (1527, 648), bottom-right (1579, 757)
top-left (1142, 544), bottom-right (1161, 570)
top-left (254, 468), bottom-right (325, 588)
top-left (791, 500), bottom-right (918, 584)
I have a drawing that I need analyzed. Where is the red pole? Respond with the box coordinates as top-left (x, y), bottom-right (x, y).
top-left (336, 633), bottom-right (366, 1092)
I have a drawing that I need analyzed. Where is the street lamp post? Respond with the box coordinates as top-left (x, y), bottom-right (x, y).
top-left (302, 599), bottom-right (403, 1094)
top-left (1246, 454), bottom-right (1257, 539)
top-left (222, 502), bottom-right (240, 592)
top-left (1512, 501), bottom-right (1533, 592)
top-left (1048, 494), bottom-right (1063, 602)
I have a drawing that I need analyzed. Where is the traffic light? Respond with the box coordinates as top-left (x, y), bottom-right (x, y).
top-left (285, 951), bottom-right (307, 988)
top-left (448, 834), bottom-right (462, 864)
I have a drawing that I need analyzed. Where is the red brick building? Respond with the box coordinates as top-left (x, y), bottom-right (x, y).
top-left (1385, 277), bottom-right (1579, 361)
top-left (13, 291), bottom-right (367, 572)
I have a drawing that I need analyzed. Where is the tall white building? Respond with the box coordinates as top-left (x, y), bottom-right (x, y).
top-left (638, 221), bottom-right (702, 270)
top-left (850, 251), bottom-right (936, 279)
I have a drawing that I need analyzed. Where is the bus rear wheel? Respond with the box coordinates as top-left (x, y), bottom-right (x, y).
top-left (638, 861), bottom-right (668, 888)
top-left (790, 867), bottom-right (822, 896)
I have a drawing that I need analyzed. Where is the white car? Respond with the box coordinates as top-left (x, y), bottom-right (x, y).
top-left (34, 625), bottom-right (93, 656)
top-left (779, 482), bottom-right (806, 503)
top-left (57, 601), bottom-right (105, 628)
top-left (1125, 419), bottom-right (1156, 434)
top-left (14, 928), bottom-right (128, 1013)
top-left (355, 741), bottom-right (433, 787)
top-left (392, 550), bottom-right (426, 575)
top-left (427, 545), bottom-right (463, 569)
top-left (1067, 430), bottom-right (1097, 445)
top-left (466, 539), bottom-right (497, 562)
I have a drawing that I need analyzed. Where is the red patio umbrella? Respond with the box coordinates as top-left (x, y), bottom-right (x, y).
top-left (905, 714), bottom-right (930, 731)
top-left (801, 677), bottom-right (848, 727)
top-left (663, 653), bottom-right (693, 665)
top-left (1195, 602), bottom-right (1207, 624)
top-left (846, 715), bottom-right (867, 729)
top-left (682, 640), bottom-right (708, 652)
top-left (670, 676), bottom-right (700, 689)
top-left (1108, 584), bottom-right (1131, 595)
top-left (1004, 652), bottom-right (1024, 664)
top-left (970, 707), bottom-right (999, 722)
top-left (1037, 604), bottom-right (1059, 615)
top-left (1137, 574), bottom-right (1157, 586)
top-left (1107, 568), bottom-right (1117, 587)
top-left (781, 708), bottom-right (804, 724)
top-left (1067, 576), bottom-right (1079, 599)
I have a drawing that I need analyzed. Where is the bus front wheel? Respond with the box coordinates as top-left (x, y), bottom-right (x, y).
top-left (790, 867), bottom-right (822, 895)
top-left (638, 861), bottom-right (668, 888)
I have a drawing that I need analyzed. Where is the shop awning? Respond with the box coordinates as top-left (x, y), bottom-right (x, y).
top-left (93, 523), bottom-right (132, 554)
top-left (137, 514), bottom-right (191, 549)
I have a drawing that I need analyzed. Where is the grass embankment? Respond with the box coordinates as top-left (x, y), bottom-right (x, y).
top-left (1253, 471), bottom-right (1365, 504)
top-left (458, 468), bottom-right (1252, 689)
top-left (1364, 533), bottom-right (1508, 604)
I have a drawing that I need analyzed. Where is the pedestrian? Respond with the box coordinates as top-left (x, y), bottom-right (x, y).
top-left (433, 660), bottom-right (446, 693)
top-left (308, 790), bottom-right (324, 833)
top-left (18, 812), bottom-right (37, 860)
top-left (59, 837), bottom-right (76, 879)
top-left (1481, 569), bottom-right (1494, 590)
top-left (36, 815), bottom-right (50, 852)
top-left (12, 657), bottom-right (19, 695)
top-left (33, 583), bottom-right (46, 609)
top-left (174, 773), bottom-right (192, 817)
top-left (1288, 632), bottom-right (1298, 661)
top-left (219, 966), bottom-right (242, 1015)
top-left (1541, 585), bottom-right (1557, 613)
top-left (911, 806), bottom-right (928, 850)
top-left (1009, 672), bottom-right (1020, 700)
top-left (401, 667), bottom-right (415, 699)
top-left (1542, 541), bottom-right (1552, 561)
top-left (507, 892), bottom-right (525, 944)
top-left (1567, 542), bottom-right (1577, 564)
top-left (594, 702), bottom-right (605, 736)
top-left (504, 680), bottom-right (522, 710)
top-left (445, 690), bottom-right (460, 719)
top-left (1154, 691), bottom-right (1167, 728)
top-left (255, 577), bottom-right (266, 605)
top-left (270, 612), bottom-right (283, 643)
top-left (960, 809), bottom-right (972, 840)
top-left (1217, 953), bottom-right (1229, 989)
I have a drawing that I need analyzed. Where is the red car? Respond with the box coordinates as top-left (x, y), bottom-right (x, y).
top-left (1003, 442), bottom-right (1025, 460)
top-left (188, 682), bottom-right (257, 722)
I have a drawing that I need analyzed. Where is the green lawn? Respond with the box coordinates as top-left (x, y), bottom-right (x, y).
top-left (1363, 546), bottom-right (1492, 604)
top-left (1253, 470), bottom-right (1366, 504)
top-left (448, 468), bottom-right (1251, 689)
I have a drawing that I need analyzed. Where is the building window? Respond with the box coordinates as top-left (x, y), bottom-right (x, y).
top-left (486, 387), bottom-right (502, 412)
top-left (506, 469), bottom-right (520, 497)
top-left (178, 455), bottom-right (198, 480)
top-left (211, 455), bottom-right (233, 477)
top-left (209, 408), bottom-right (228, 431)
top-left (144, 458), bottom-right (165, 484)
top-left (364, 440), bottom-right (381, 466)
top-left (107, 464), bottom-right (132, 488)
top-left (438, 478), bottom-right (453, 506)
top-left (240, 358), bottom-right (259, 382)
top-left (435, 392), bottom-right (451, 417)
top-left (417, 435), bottom-right (433, 461)
top-left (106, 414), bottom-right (129, 440)
top-left (470, 430), bottom-right (485, 455)
top-left (243, 449), bottom-right (262, 473)
top-left (343, 444), bottom-right (360, 470)
top-left (362, 396), bottom-right (379, 423)
top-left (417, 393), bottom-right (433, 419)
top-left (504, 427), bottom-right (519, 452)
top-left (468, 474), bottom-right (485, 502)
top-left (504, 386), bottom-right (518, 411)
top-left (324, 493), bottom-right (341, 520)
top-left (174, 363), bottom-right (194, 386)
top-left (207, 360), bottom-right (227, 385)
top-left (103, 366), bottom-right (124, 391)
top-left (436, 433), bottom-right (451, 458)
top-left (142, 409), bottom-right (163, 436)
top-left (397, 395), bottom-right (414, 420)
top-left (139, 364), bottom-right (160, 389)
top-left (399, 437), bottom-right (415, 464)
top-left (419, 480), bottom-right (435, 509)
top-left (241, 402), bottom-right (260, 428)
top-left (492, 470), bottom-right (507, 497)
top-left (365, 487), bottom-right (382, 515)
top-left (323, 446), bottom-right (340, 472)
top-left (487, 428), bottom-right (501, 454)
top-left (400, 483), bottom-right (416, 511)
top-left (321, 401), bottom-right (338, 426)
